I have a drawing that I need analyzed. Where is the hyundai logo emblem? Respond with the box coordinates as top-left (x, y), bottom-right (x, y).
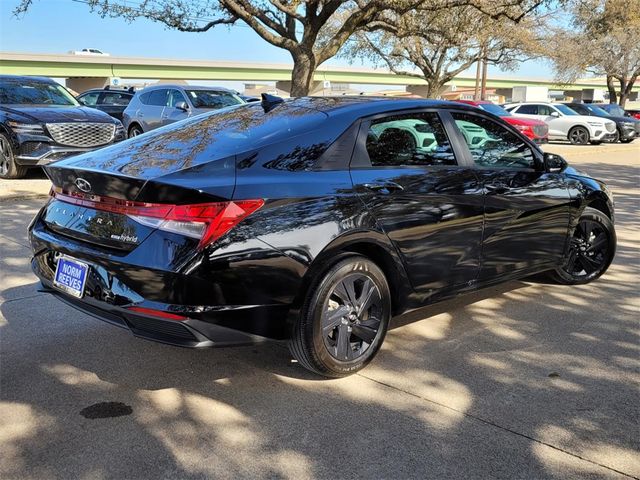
top-left (75, 178), bottom-right (91, 193)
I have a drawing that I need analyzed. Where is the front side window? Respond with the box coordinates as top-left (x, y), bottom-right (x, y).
top-left (452, 112), bottom-right (536, 169)
top-left (538, 105), bottom-right (553, 116)
top-left (554, 104), bottom-right (578, 116)
top-left (364, 112), bottom-right (457, 167)
top-left (167, 89), bottom-right (187, 108)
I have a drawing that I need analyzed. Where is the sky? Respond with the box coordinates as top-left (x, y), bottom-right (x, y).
top-left (0, 0), bottom-right (555, 92)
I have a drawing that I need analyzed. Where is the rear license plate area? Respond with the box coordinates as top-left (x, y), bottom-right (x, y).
top-left (53, 255), bottom-right (89, 298)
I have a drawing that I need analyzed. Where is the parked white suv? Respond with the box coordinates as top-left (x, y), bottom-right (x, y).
top-left (504, 102), bottom-right (616, 145)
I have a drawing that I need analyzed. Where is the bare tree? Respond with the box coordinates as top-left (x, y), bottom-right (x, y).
top-left (343, 6), bottom-right (542, 98)
top-left (545, 0), bottom-right (640, 107)
top-left (16, 0), bottom-right (550, 96)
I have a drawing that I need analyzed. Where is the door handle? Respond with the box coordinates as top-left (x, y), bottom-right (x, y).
top-left (363, 182), bottom-right (404, 194)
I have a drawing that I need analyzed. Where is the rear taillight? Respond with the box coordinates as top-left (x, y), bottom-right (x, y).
top-left (50, 187), bottom-right (264, 248)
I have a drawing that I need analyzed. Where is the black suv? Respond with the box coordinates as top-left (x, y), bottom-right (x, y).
top-left (0, 75), bottom-right (125, 179)
top-left (563, 102), bottom-right (639, 143)
top-left (77, 86), bottom-right (134, 121)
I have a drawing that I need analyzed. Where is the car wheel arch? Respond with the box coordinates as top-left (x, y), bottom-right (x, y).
top-left (290, 232), bottom-right (411, 321)
top-left (128, 122), bottom-right (143, 135)
top-left (587, 195), bottom-right (613, 220)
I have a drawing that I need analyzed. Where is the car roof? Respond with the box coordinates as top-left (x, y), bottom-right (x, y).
top-left (276, 96), bottom-right (478, 119)
top-left (139, 84), bottom-right (234, 92)
top-left (0, 74), bottom-right (57, 84)
top-left (454, 100), bottom-right (492, 106)
top-left (80, 88), bottom-right (134, 94)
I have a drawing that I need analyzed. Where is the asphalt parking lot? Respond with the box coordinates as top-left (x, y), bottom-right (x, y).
top-left (1, 141), bottom-right (638, 479)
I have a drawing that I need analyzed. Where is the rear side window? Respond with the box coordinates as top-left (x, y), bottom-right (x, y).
top-left (364, 112), bottom-right (456, 167)
top-left (452, 112), bottom-right (535, 169)
top-left (147, 89), bottom-right (168, 106)
top-left (516, 104), bottom-right (538, 115)
top-left (79, 92), bottom-right (100, 106)
top-left (101, 92), bottom-right (132, 106)
top-left (138, 92), bottom-right (151, 105)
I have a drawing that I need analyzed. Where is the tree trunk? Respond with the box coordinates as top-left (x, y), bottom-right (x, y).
top-left (620, 75), bottom-right (637, 108)
top-left (425, 81), bottom-right (445, 99)
top-left (290, 51), bottom-right (317, 97)
top-left (606, 75), bottom-right (617, 104)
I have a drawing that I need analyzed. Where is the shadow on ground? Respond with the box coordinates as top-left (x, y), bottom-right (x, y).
top-left (1, 160), bottom-right (638, 479)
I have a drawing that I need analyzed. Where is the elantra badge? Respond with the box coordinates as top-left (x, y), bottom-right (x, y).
top-left (75, 178), bottom-right (91, 193)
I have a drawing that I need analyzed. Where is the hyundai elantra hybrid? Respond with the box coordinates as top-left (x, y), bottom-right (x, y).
top-left (29, 96), bottom-right (616, 377)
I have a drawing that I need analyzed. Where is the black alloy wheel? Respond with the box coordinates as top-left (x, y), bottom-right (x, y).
top-left (128, 125), bottom-right (143, 138)
top-left (552, 207), bottom-right (616, 285)
top-left (568, 126), bottom-right (590, 145)
top-left (612, 129), bottom-right (621, 143)
top-left (289, 255), bottom-right (391, 377)
top-left (0, 133), bottom-right (27, 179)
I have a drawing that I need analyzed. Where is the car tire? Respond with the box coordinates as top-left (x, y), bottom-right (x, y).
top-left (568, 126), bottom-right (590, 145)
top-left (0, 133), bottom-right (28, 179)
top-left (289, 255), bottom-right (391, 377)
top-left (550, 207), bottom-right (616, 285)
top-left (612, 130), bottom-right (621, 143)
top-left (128, 124), bottom-right (143, 138)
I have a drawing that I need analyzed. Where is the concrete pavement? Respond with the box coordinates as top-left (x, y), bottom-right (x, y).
top-left (1, 142), bottom-right (639, 479)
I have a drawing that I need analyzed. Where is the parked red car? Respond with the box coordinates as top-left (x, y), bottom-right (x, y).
top-left (454, 100), bottom-right (549, 143)
top-left (626, 109), bottom-right (640, 120)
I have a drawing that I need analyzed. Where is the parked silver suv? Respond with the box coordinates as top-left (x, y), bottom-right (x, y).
top-left (122, 84), bottom-right (244, 137)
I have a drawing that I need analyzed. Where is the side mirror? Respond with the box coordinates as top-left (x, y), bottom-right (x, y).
top-left (550, 111), bottom-right (560, 118)
top-left (543, 152), bottom-right (567, 173)
top-left (175, 101), bottom-right (189, 112)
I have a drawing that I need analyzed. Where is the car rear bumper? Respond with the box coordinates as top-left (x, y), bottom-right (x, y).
top-left (31, 252), bottom-right (290, 347)
top-left (38, 282), bottom-right (277, 347)
top-left (29, 215), bottom-right (300, 346)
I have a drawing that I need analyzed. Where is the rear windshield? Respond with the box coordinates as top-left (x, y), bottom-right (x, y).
top-left (73, 102), bottom-right (329, 176)
top-left (0, 79), bottom-right (79, 106)
top-left (480, 103), bottom-right (510, 117)
top-left (185, 90), bottom-right (244, 109)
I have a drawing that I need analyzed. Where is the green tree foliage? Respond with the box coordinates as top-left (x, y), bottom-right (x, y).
top-left (546, 0), bottom-right (640, 106)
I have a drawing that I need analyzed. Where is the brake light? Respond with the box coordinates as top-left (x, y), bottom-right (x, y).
top-left (50, 187), bottom-right (264, 248)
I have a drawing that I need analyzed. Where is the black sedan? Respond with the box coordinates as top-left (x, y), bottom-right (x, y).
top-left (77, 87), bottom-right (134, 121)
top-left (28, 96), bottom-right (616, 377)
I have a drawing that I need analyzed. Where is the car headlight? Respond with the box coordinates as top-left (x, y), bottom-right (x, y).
top-left (587, 121), bottom-right (603, 127)
top-left (622, 122), bottom-right (635, 128)
top-left (7, 121), bottom-right (46, 135)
